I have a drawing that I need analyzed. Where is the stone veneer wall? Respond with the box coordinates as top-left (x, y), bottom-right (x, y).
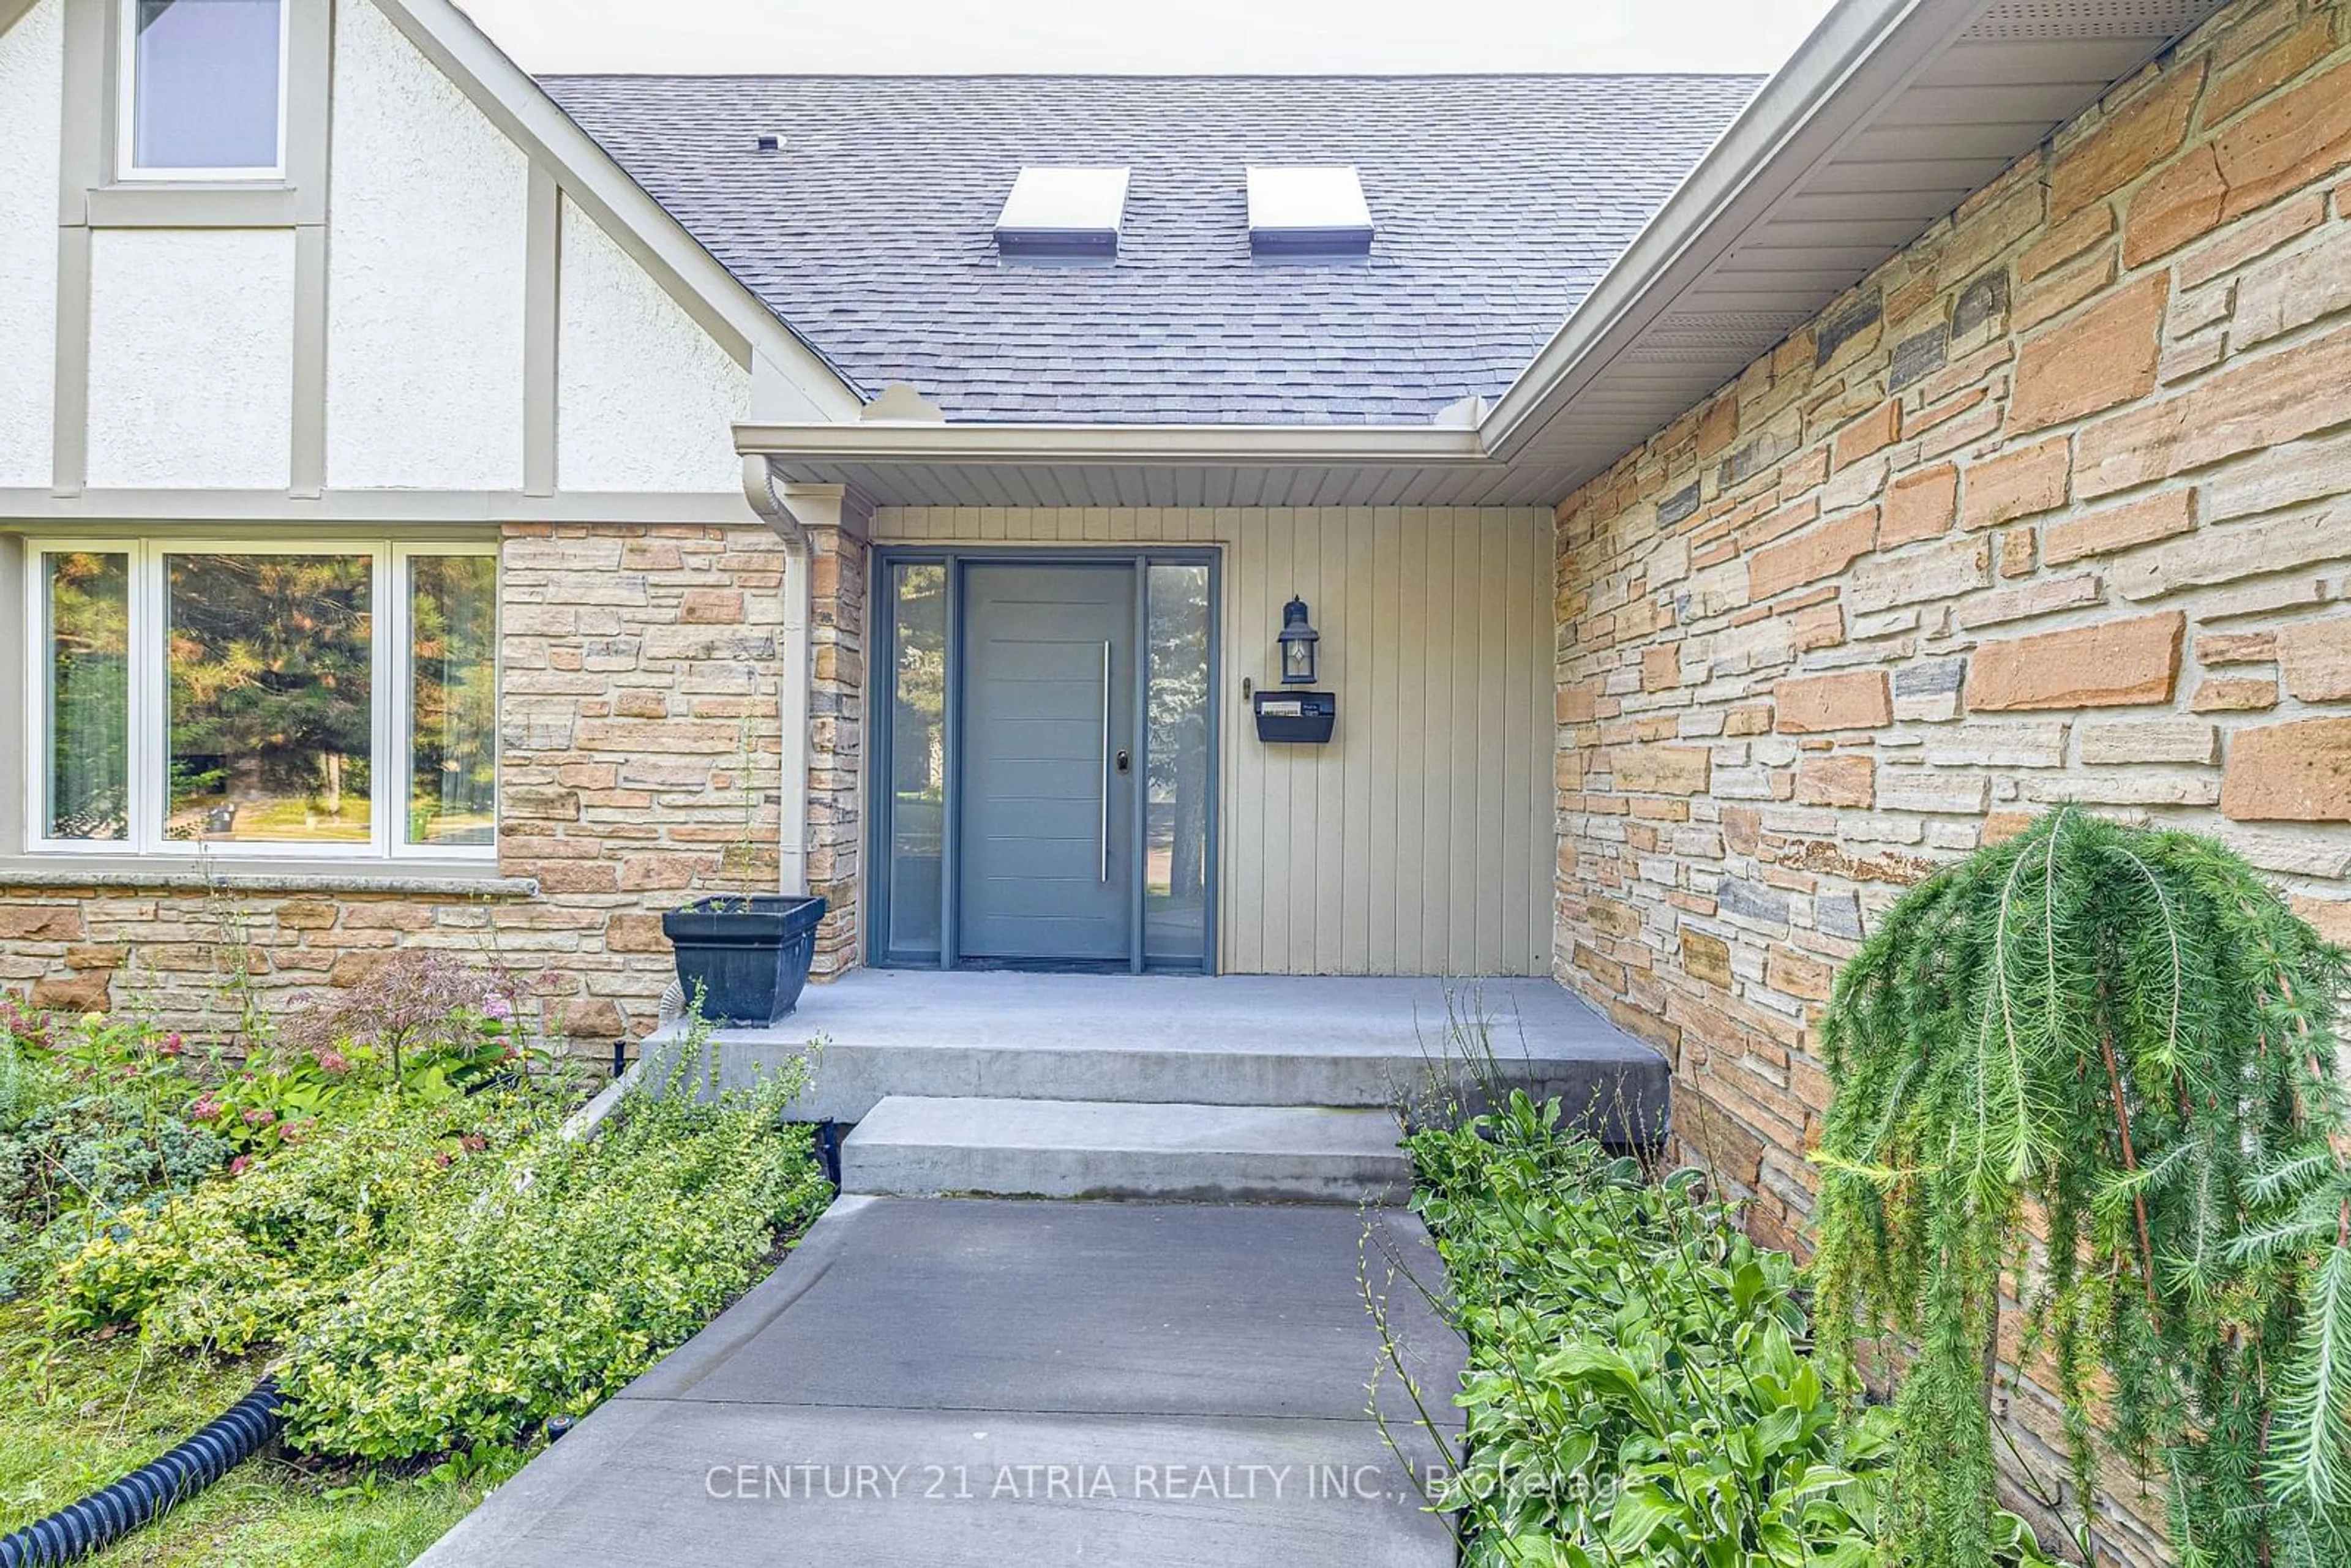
top-left (1552, 0), bottom-right (2351, 1556)
top-left (803, 517), bottom-right (869, 980)
top-left (0, 518), bottom-right (869, 1044)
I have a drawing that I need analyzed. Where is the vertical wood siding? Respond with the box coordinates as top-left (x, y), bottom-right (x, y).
top-left (874, 506), bottom-right (1554, 976)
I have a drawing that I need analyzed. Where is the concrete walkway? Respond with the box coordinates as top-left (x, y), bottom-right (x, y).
top-left (415, 1196), bottom-right (1465, 1567)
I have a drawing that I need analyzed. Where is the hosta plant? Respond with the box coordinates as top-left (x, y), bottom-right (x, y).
top-left (1402, 1091), bottom-right (2049, 1567)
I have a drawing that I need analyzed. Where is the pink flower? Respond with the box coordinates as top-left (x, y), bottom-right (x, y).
top-left (228, 1154), bottom-right (252, 1177)
top-left (315, 1048), bottom-right (352, 1075)
top-left (459, 1133), bottom-right (488, 1153)
top-left (190, 1095), bottom-right (222, 1120)
top-left (159, 1033), bottom-right (185, 1057)
top-left (242, 1106), bottom-right (276, 1127)
top-left (482, 995), bottom-right (514, 1022)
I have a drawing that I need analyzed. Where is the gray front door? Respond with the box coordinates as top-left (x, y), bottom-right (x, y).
top-left (957, 563), bottom-right (1136, 964)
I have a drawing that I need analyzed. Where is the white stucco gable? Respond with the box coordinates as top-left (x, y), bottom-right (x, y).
top-left (0, 0), bottom-right (61, 489)
top-left (88, 230), bottom-right (298, 489)
top-left (328, 0), bottom-right (529, 490)
top-left (558, 198), bottom-right (752, 493)
top-left (0, 0), bottom-right (857, 512)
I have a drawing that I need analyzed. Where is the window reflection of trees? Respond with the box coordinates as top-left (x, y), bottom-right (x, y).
top-left (47, 553), bottom-right (131, 841)
top-left (888, 564), bottom-right (948, 957)
top-left (408, 555), bottom-right (497, 846)
top-left (1146, 564), bottom-right (1210, 957)
top-left (167, 553), bottom-right (374, 843)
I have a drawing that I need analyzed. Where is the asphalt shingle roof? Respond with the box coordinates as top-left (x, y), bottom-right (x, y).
top-left (539, 74), bottom-right (1762, 425)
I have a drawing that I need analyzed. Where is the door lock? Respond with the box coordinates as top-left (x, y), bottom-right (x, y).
top-left (1115, 749), bottom-right (1131, 774)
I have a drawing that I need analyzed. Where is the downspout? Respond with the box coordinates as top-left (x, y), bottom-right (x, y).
top-left (741, 453), bottom-right (812, 898)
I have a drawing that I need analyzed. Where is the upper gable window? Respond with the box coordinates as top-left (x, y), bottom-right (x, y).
top-left (118, 0), bottom-right (288, 179)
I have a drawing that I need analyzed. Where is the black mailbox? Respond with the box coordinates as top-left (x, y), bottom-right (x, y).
top-left (1254, 689), bottom-right (1336, 745)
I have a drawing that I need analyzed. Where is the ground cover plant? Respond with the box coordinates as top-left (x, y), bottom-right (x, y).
top-left (1, 962), bottom-right (831, 1564)
top-left (0, 955), bottom-right (552, 1300)
top-left (276, 1060), bottom-right (832, 1458)
top-left (1814, 809), bottom-right (2351, 1566)
top-left (1397, 1088), bottom-right (2052, 1568)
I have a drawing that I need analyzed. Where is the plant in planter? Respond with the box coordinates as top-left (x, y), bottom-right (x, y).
top-left (662, 894), bottom-right (828, 1026)
top-left (1812, 808), bottom-right (2351, 1566)
top-left (662, 718), bottom-right (827, 1025)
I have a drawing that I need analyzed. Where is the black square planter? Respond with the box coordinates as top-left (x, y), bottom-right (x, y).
top-left (661, 894), bottom-right (828, 1026)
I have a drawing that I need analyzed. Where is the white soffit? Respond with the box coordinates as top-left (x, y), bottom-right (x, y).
top-left (1482, 0), bottom-right (2231, 493)
top-left (1246, 165), bottom-right (1375, 255)
top-left (994, 165), bottom-right (1131, 258)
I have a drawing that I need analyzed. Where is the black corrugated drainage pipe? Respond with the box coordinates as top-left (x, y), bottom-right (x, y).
top-left (0, 1377), bottom-right (284, 1567)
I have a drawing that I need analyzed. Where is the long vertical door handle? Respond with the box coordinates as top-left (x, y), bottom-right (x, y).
top-left (1098, 640), bottom-right (1112, 882)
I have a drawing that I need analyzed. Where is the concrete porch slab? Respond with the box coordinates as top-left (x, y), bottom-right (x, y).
top-left (662, 970), bottom-right (1667, 1139)
top-left (413, 1196), bottom-right (1466, 1568)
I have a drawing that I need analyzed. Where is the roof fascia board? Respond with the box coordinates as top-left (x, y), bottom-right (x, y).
top-left (0, 486), bottom-right (765, 523)
top-left (368, 0), bottom-right (863, 421)
top-left (732, 421), bottom-right (1491, 470)
top-left (1479, 0), bottom-right (1988, 460)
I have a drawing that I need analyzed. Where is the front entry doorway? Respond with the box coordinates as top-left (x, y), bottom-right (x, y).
top-left (871, 550), bottom-right (1218, 972)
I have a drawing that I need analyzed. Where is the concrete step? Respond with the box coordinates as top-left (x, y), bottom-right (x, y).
top-left (840, 1096), bottom-right (1411, 1204)
top-left (675, 972), bottom-right (1670, 1144)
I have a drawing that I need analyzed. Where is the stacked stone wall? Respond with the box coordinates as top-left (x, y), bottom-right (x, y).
top-left (0, 517), bottom-right (869, 1044)
top-left (1553, 1), bottom-right (2351, 1556)
top-left (804, 519), bottom-right (869, 978)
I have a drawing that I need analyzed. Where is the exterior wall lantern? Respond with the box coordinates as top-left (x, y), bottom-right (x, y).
top-left (1277, 596), bottom-right (1319, 685)
top-left (1256, 597), bottom-right (1335, 744)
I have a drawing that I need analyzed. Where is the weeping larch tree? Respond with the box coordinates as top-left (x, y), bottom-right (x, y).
top-left (1811, 808), bottom-right (2351, 1567)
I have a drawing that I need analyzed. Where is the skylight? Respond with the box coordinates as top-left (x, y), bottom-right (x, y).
top-left (1246, 167), bottom-right (1374, 257)
top-left (994, 167), bottom-right (1130, 260)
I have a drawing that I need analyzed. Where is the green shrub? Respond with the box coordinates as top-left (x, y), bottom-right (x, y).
top-left (4, 1090), bottom-right (228, 1220)
top-left (1406, 1092), bottom-right (2047, 1568)
top-left (0, 1024), bottom-right (65, 1132)
top-left (47, 1092), bottom-right (547, 1352)
top-left (1814, 809), bottom-right (2351, 1564)
top-left (32, 991), bottom-right (827, 1468)
top-left (1, 1015), bottom-right (231, 1302)
top-left (277, 1067), bottom-right (831, 1459)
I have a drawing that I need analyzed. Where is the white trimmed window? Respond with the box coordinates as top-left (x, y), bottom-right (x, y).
top-left (27, 541), bottom-right (497, 860)
top-left (118, 0), bottom-right (289, 179)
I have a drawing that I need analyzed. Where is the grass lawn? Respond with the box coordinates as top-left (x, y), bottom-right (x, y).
top-left (0, 1302), bottom-right (492, 1567)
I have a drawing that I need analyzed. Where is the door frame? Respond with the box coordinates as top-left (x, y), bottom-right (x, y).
top-left (866, 546), bottom-right (1223, 974)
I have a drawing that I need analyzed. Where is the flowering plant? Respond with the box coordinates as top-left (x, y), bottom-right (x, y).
top-left (0, 991), bottom-right (54, 1054)
top-left (280, 951), bottom-right (555, 1096)
top-left (182, 1053), bottom-right (350, 1163)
